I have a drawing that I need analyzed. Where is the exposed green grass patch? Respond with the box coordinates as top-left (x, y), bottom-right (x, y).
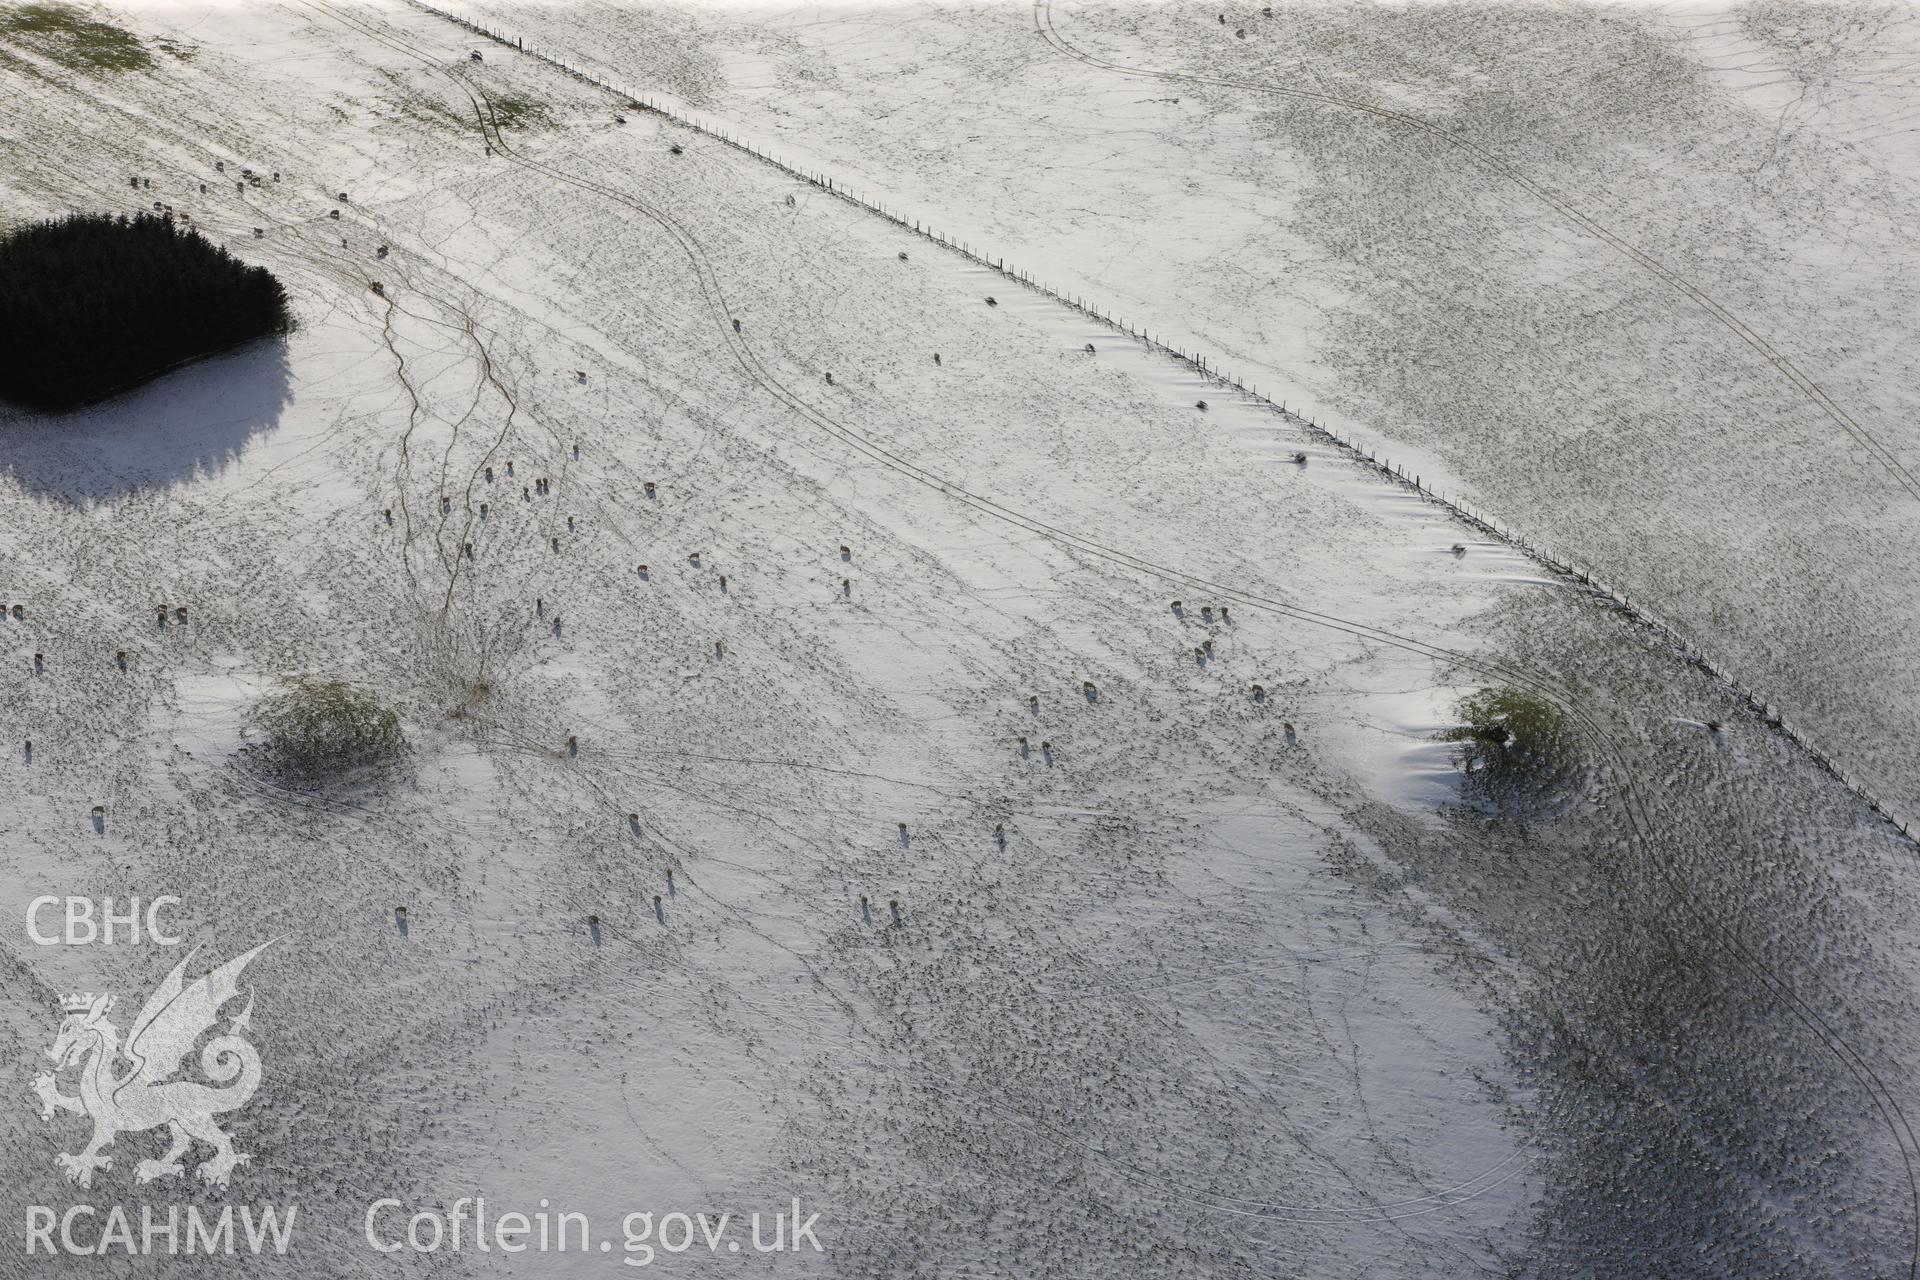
top-left (488, 93), bottom-right (551, 131)
top-left (0, 3), bottom-right (152, 73)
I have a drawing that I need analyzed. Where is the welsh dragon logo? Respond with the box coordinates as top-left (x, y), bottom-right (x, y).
top-left (32, 942), bottom-right (274, 1189)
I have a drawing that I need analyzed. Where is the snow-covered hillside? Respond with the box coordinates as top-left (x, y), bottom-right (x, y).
top-left (438, 0), bottom-right (1920, 835)
top-left (1, 3), bottom-right (1916, 1277)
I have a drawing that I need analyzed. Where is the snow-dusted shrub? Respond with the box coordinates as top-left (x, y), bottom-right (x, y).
top-left (0, 212), bottom-right (290, 411)
top-left (1440, 686), bottom-right (1587, 816)
top-left (244, 679), bottom-right (404, 787)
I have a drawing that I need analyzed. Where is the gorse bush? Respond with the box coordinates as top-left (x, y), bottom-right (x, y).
top-left (1440, 686), bottom-right (1588, 817)
top-left (0, 212), bottom-right (291, 412)
top-left (245, 679), bottom-right (405, 787)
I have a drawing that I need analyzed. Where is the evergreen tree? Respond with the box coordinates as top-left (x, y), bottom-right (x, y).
top-left (0, 211), bottom-right (291, 412)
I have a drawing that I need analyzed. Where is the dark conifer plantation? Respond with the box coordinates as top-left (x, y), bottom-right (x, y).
top-left (0, 211), bottom-right (291, 412)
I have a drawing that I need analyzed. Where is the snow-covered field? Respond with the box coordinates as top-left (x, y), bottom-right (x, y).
top-left (0, 3), bottom-right (1917, 1277)
top-left (438, 0), bottom-right (1920, 833)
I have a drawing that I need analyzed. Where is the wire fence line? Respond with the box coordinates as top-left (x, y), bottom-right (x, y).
top-left (405, 0), bottom-right (1915, 847)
